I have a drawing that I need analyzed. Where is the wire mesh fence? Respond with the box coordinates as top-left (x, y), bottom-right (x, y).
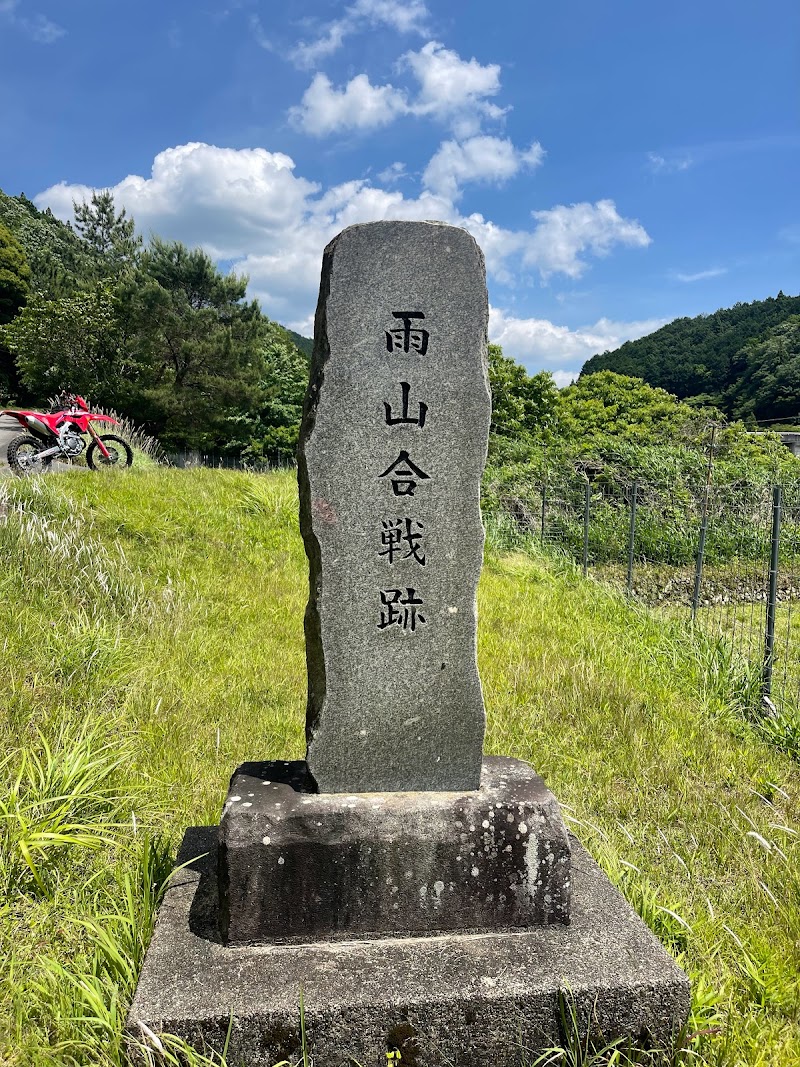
top-left (498, 472), bottom-right (800, 722)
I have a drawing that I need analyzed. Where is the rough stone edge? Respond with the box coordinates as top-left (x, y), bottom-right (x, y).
top-left (127, 827), bottom-right (690, 1066)
top-left (296, 232), bottom-right (333, 763)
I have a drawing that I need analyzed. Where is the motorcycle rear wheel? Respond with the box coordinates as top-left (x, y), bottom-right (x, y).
top-left (7, 434), bottom-right (53, 476)
top-left (86, 434), bottom-right (134, 470)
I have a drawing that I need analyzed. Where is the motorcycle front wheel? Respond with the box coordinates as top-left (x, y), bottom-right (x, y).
top-left (7, 434), bottom-right (53, 476)
top-left (86, 434), bottom-right (134, 471)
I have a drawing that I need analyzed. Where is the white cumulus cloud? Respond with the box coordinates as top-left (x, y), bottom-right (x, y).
top-left (289, 73), bottom-right (408, 136)
top-left (39, 143), bottom-right (320, 263)
top-left (36, 142), bottom-right (652, 334)
top-left (423, 136), bottom-right (544, 199)
top-left (292, 40), bottom-right (509, 139)
top-left (489, 306), bottom-right (667, 375)
top-left (377, 161), bottom-right (407, 184)
top-left (524, 200), bottom-right (651, 278)
top-left (352, 0), bottom-right (430, 34)
top-left (292, 0), bottom-right (429, 68)
top-left (404, 41), bottom-right (506, 136)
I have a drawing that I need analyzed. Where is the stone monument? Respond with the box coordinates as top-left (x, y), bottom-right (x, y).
top-left (128, 222), bottom-right (689, 1066)
top-left (301, 222), bottom-right (489, 795)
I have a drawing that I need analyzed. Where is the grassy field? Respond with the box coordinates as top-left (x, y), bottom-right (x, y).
top-left (0, 468), bottom-right (798, 1066)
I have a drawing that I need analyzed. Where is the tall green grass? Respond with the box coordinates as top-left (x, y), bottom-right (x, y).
top-left (1, 469), bottom-right (798, 1065)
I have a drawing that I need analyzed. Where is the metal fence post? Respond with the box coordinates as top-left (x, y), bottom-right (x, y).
top-left (582, 480), bottom-right (591, 578)
top-left (763, 485), bottom-right (783, 700)
top-left (691, 509), bottom-right (709, 621)
top-left (540, 482), bottom-right (547, 543)
top-left (692, 424), bottom-right (718, 621)
top-left (626, 480), bottom-right (639, 596)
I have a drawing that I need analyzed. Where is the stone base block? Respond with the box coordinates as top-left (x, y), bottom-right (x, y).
top-left (127, 828), bottom-right (690, 1067)
top-left (219, 756), bottom-right (570, 943)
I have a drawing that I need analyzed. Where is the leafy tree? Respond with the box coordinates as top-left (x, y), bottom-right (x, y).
top-left (0, 187), bottom-right (312, 455)
top-left (117, 238), bottom-right (264, 449)
top-left (252, 324), bottom-right (309, 460)
top-left (73, 190), bottom-right (141, 277)
top-left (0, 221), bottom-right (30, 323)
top-left (558, 371), bottom-right (709, 444)
top-left (221, 323), bottom-right (309, 462)
top-left (2, 283), bottom-right (121, 400)
top-left (0, 221), bottom-right (31, 398)
top-left (488, 344), bottom-right (560, 441)
top-left (0, 190), bottom-right (96, 298)
top-left (483, 366), bottom-right (797, 541)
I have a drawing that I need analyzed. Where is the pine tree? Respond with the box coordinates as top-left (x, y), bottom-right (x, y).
top-left (73, 190), bottom-right (141, 277)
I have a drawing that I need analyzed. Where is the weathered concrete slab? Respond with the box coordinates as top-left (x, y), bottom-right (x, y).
top-left (127, 828), bottom-right (690, 1067)
top-left (298, 221), bottom-right (491, 794)
top-left (218, 756), bottom-right (571, 943)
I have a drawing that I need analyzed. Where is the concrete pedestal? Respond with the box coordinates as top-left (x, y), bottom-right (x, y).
top-left (220, 757), bottom-right (570, 943)
top-left (127, 828), bottom-right (690, 1066)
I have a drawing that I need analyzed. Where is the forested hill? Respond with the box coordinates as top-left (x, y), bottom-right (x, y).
top-left (580, 293), bottom-right (800, 423)
top-left (285, 329), bottom-right (313, 358)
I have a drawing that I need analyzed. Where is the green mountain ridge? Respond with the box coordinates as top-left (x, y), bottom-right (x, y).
top-left (580, 292), bottom-right (800, 423)
top-left (285, 328), bottom-right (312, 358)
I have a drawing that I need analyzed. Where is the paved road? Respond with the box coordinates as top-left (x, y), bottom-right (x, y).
top-left (0, 413), bottom-right (22, 466)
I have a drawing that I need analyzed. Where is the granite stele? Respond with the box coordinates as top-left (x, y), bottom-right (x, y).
top-left (128, 222), bottom-right (690, 1066)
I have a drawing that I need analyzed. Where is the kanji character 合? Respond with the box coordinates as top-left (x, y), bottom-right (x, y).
top-left (378, 450), bottom-right (430, 496)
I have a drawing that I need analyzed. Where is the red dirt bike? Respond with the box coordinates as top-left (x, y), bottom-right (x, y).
top-left (1, 394), bottom-right (133, 475)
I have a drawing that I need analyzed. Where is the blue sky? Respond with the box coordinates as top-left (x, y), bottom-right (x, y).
top-left (1, 0), bottom-right (798, 384)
